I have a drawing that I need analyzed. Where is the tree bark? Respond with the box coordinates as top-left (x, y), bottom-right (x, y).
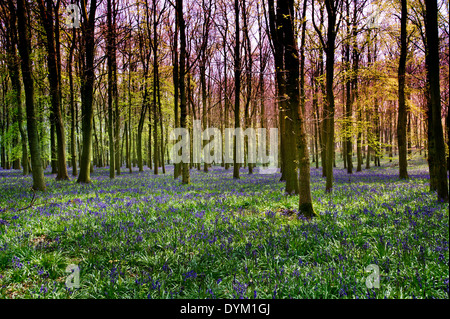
top-left (344, 0), bottom-right (353, 174)
top-left (424, 0), bottom-right (449, 202)
top-left (77, 0), bottom-right (98, 184)
top-left (4, 0), bottom-right (28, 175)
top-left (68, 27), bottom-right (77, 176)
top-left (16, 0), bottom-right (46, 191)
top-left (233, 0), bottom-right (241, 180)
top-left (107, 0), bottom-right (115, 179)
top-left (397, 0), bottom-right (409, 179)
top-left (324, 0), bottom-right (340, 192)
top-left (152, 0), bottom-right (159, 175)
top-left (296, 0), bottom-right (314, 217)
top-left (177, 0), bottom-right (189, 184)
top-left (39, 0), bottom-right (69, 180)
top-left (172, 12), bottom-right (181, 178)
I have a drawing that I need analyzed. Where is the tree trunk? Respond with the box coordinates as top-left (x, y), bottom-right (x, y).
top-left (243, 0), bottom-right (253, 174)
top-left (397, 0), bottom-right (409, 179)
top-left (16, 0), bottom-right (46, 191)
top-left (297, 0), bottom-right (314, 217)
top-left (107, 0), bottom-right (115, 179)
top-left (113, 3), bottom-right (120, 176)
top-left (137, 90), bottom-right (148, 172)
top-left (157, 63), bottom-right (165, 174)
top-left (172, 16), bottom-right (181, 178)
top-left (281, 0), bottom-right (299, 195)
top-left (233, 0), bottom-right (241, 180)
top-left (50, 121), bottom-right (57, 174)
top-left (177, 0), bottom-right (189, 184)
top-left (344, 0), bottom-right (352, 174)
top-left (324, 0), bottom-right (339, 192)
top-left (153, 0), bottom-right (159, 175)
top-left (312, 73), bottom-right (320, 169)
top-left (68, 27), bottom-right (77, 176)
top-left (424, 0), bottom-right (449, 202)
top-left (5, 0), bottom-right (28, 175)
top-left (39, 0), bottom-right (68, 180)
top-left (77, 0), bottom-right (98, 184)
top-left (223, 17), bottom-right (230, 171)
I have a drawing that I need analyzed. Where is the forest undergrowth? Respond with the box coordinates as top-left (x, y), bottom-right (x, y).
top-left (0, 156), bottom-right (448, 299)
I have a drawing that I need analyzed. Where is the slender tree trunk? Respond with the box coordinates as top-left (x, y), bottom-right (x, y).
top-left (243, 0), bottom-right (253, 174)
top-left (375, 97), bottom-right (380, 166)
top-left (297, 0), bottom-right (314, 216)
top-left (224, 19), bottom-right (230, 171)
top-left (153, 0), bottom-right (159, 175)
top-left (126, 45), bottom-right (132, 173)
top-left (366, 99), bottom-right (371, 169)
top-left (324, 0), bottom-right (339, 192)
top-left (389, 103), bottom-right (393, 161)
top-left (113, 2), bottom-right (120, 176)
top-left (397, 0), bottom-right (409, 179)
top-left (137, 89), bottom-right (148, 172)
top-left (157, 65), bottom-right (165, 174)
top-left (16, 0), bottom-right (46, 190)
top-left (424, 0), bottom-right (449, 202)
top-left (344, 0), bottom-right (353, 174)
top-left (177, 0), bottom-right (189, 184)
top-left (316, 3), bottom-right (327, 177)
top-left (257, 1), bottom-right (267, 170)
top-left (77, 0), bottom-right (98, 184)
top-left (148, 100), bottom-right (152, 169)
top-left (50, 121), bottom-right (57, 174)
top-left (38, 0), bottom-right (68, 180)
top-left (312, 74), bottom-right (320, 169)
top-left (173, 16), bottom-right (181, 178)
top-left (107, 0), bottom-right (115, 178)
top-left (233, 0), bottom-right (241, 180)
top-left (68, 27), bottom-right (77, 176)
top-left (5, 0), bottom-right (28, 175)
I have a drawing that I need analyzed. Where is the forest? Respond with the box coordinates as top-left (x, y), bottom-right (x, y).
top-left (0, 0), bottom-right (448, 301)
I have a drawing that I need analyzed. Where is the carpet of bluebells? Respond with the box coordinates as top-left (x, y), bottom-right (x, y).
top-left (0, 158), bottom-right (448, 299)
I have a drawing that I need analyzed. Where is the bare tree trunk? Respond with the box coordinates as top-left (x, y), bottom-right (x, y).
top-left (77, 0), bottom-right (98, 184)
top-left (152, 0), bottom-right (159, 175)
top-left (113, 1), bottom-right (120, 176)
top-left (312, 72), bottom-right (320, 169)
top-left (324, 0), bottom-right (340, 192)
top-left (16, 0), bottom-right (46, 190)
top-left (397, 0), bottom-right (409, 179)
top-left (344, 0), bottom-right (353, 174)
top-left (4, 0), bottom-right (28, 175)
top-left (172, 14), bottom-right (181, 178)
top-left (425, 0), bottom-right (449, 202)
top-left (107, 0), bottom-right (115, 178)
top-left (137, 90), bottom-right (148, 172)
top-left (233, 0), bottom-right (241, 179)
top-left (68, 27), bottom-right (77, 176)
top-left (157, 63), bottom-right (165, 174)
top-left (38, 0), bottom-right (68, 180)
top-left (243, 0), bottom-right (253, 174)
top-left (297, 0), bottom-right (314, 216)
top-left (126, 40), bottom-right (132, 173)
top-left (223, 15), bottom-right (230, 171)
top-left (177, 0), bottom-right (189, 184)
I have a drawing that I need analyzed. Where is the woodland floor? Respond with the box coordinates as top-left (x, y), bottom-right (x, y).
top-left (0, 155), bottom-right (448, 299)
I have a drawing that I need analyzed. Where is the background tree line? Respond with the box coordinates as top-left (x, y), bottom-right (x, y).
top-left (0, 0), bottom-right (448, 212)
